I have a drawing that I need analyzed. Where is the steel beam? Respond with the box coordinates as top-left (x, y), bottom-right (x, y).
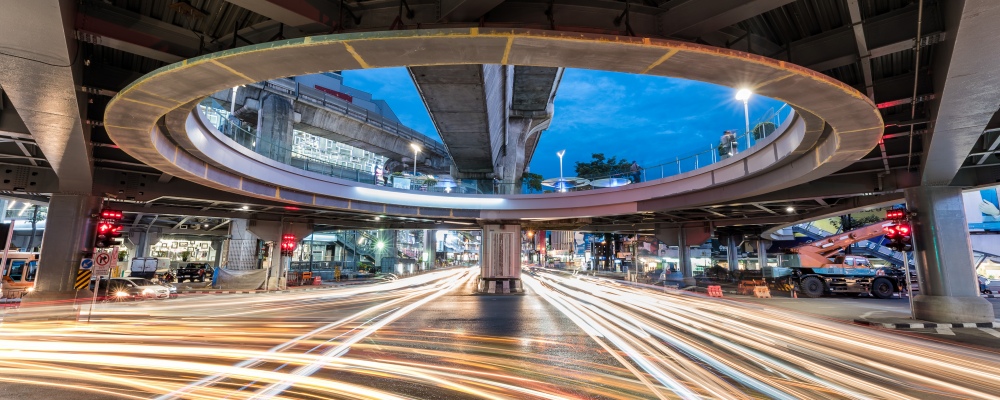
top-left (920, 0), bottom-right (1000, 185)
top-left (222, 0), bottom-right (338, 33)
top-left (439, 0), bottom-right (506, 22)
top-left (660, 0), bottom-right (795, 38)
top-left (76, 2), bottom-right (201, 62)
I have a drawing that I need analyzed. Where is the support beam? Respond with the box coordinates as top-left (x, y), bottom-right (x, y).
top-left (0, 0), bottom-right (93, 194)
top-left (223, 0), bottom-right (338, 34)
top-left (660, 0), bottom-right (795, 39)
top-left (920, 0), bottom-right (1000, 185)
top-left (752, 203), bottom-right (778, 215)
top-left (438, 0), bottom-right (505, 22)
top-left (75, 2), bottom-right (201, 62)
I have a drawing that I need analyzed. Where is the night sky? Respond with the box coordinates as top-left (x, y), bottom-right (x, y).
top-left (343, 67), bottom-right (785, 179)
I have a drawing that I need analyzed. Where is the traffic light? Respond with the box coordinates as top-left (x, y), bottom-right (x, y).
top-left (886, 208), bottom-right (907, 221)
top-left (279, 234), bottom-right (297, 256)
top-left (94, 209), bottom-right (125, 249)
top-left (884, 222), bottom-right (913, 252)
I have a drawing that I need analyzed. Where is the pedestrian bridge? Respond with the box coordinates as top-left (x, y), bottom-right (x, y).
top-left (104, 28), bottom-right (882, 221)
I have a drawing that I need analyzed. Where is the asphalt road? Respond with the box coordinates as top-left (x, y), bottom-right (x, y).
top-left (1, 267), bottom-right (999, 399)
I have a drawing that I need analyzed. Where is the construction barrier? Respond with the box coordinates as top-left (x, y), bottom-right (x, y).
top-left (753, 286), bottom-right (772, 298)
top-left (738, 279), bottom-right (765, 295)
top-left (707, 285), bottom-right (724, 297)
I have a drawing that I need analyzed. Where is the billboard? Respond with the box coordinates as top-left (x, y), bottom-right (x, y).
top-left (964, 187), bottom-right (1000, 232)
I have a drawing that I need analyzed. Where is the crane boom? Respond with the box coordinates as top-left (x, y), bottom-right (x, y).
top-left (789, 222), bottom-right (894, 267)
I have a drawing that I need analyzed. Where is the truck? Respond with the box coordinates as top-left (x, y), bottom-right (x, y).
top-left (776, 222), bottom-right (908, 299)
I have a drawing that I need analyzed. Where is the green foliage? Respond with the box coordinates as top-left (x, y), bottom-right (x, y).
top-left (423, 177), bottom-right (437, 187)
top-left (574, 153), bottom-right (632, 179)
top-left (521, 172), bottom-right (543, 191)
top-left (830, 213), bottom-right (886, 231)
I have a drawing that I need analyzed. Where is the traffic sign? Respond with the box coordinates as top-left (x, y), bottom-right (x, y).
top-left (80, 258), bottom-right (94, 270)
top-left (95, 252), bottom-right (113, 268)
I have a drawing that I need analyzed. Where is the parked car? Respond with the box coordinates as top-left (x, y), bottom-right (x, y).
top-left (176, 263), bottom-right (211, 283)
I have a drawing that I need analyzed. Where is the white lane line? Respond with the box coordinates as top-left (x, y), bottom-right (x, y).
top-left (979, 328), bottom-right (1000, 339)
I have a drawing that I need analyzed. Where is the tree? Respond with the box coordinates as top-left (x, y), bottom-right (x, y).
top-left (521, 172), bottom-right (543, 192)
top-left (575, 153), bottom-right (633, 179)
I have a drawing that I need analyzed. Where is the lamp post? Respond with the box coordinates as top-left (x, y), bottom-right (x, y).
top-left (410, 143), bottom-right (421, 176)
top-left (735, 88), bottom-right (752, 149)
top-left (556, 149), bottom-right (566, 192)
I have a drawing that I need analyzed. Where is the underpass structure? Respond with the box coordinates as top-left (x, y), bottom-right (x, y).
top-left (0, 0), bottom-right (999, 324)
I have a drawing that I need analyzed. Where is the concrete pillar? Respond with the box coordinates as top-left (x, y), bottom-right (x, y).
top-left (480, 224), bottom-right (522, 293)
top-left (423, 229), bottom-right (435, 270)
top-left (225, 218), bottom-right (260, 270)
top-left (677, 228), bottom-right (693, 283)
top-left (726, 235), bottom-right (741, 271)
top-left (257, 93), bottom-right (295, 164)
top-left (904, 186), bottom-right (993, 323)
top-left (756, 239), bottom-right (769, 270)
top-left (22, 195), bottom-right (102, 306)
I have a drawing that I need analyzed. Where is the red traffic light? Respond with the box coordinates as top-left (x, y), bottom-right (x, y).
top-left (897, 224), bottom-right (910, 235)
top-left (886, 208), bottom-right (908, 221)
top-left (883, 225), bottom-right (898, 238)
top-left (100, 209), bottom-right (123, 220)
top-left (97, 222), bottom-right (114, 234)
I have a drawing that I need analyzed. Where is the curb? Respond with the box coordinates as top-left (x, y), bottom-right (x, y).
top-left (853, 319), bottom-right (1000, 329)
top-left (983, 294), bottom-right (998, 298)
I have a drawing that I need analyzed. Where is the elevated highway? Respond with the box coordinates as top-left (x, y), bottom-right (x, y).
top-left (209, 77), bottom-right (452, 173)
top-left (409, 64), bottom-right (562, 191)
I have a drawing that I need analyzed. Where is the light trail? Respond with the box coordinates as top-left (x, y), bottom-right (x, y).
top-left (2, 266), bottom-right (999, 399)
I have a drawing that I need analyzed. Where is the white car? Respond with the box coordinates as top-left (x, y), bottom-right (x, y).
top-left (119, 277), bottom-right (173, 300)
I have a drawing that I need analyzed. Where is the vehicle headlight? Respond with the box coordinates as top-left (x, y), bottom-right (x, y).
top-left (25, 287), bottom-right (35, 293)
top-left (116, 291), bottom-right (129, 297)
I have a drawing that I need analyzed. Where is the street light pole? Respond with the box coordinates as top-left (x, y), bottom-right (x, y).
top-left (556, 149), bottom-right (566, 192)
top-left (410, 143), bottom-right (421, 176)
top-left (736, 89), bottom-right (753, 149)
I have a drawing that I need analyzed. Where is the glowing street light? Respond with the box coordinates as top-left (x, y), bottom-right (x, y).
top-left (735, 88), bottom-right (753, 149)
top-left (410, 143), bottom-right (421, 176)
top-left (556, 149), bottom-right (566, 192)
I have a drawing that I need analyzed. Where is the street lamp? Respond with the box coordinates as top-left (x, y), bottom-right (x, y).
top-left (410, 143), bottom-right (421, 176)
top-left (735, 88), bottom-right (752, 149)
top-left (556, 149), bottom-right (566, 192)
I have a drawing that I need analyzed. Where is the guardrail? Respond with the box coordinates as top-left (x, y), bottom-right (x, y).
top-left (200, 97), bottom-right (795, 196)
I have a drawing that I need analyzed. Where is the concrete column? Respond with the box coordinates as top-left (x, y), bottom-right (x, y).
top-left (423, 229), bottom-right (435, 270)
top-left (23, 195), bottom-right (102, 305)
top-left (726, 235), bottom-right (741, 271)
top-left (756, 239), bottom-right (769, 270)
top-left (677, 228), bottom-right (693, 283)
top-left (257, 93), bottom-right (295, 164)
top-left (904, 186), bottom-right (993, 323)
top-left (480, 224), bottom-right (521, 293)
top-left (225, 218), bottom-right (260, 270)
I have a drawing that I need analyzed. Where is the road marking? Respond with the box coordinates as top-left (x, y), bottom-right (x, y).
top-left (935, 327), bottom-right (955, 335)
top-left (858, 311), bottom-right (883, 319)
top-left (979, 328), bottom-right (1000, 339)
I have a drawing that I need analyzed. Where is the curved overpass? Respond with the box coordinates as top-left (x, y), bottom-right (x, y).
top-left (104, 28), bottom-right (882, 221)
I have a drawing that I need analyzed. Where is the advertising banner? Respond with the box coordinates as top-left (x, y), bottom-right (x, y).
top-left (964, 188), bottom-right (1000, 232)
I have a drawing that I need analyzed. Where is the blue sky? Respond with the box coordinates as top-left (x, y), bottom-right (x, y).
top-left (343, 67), bottom-right (784, 179)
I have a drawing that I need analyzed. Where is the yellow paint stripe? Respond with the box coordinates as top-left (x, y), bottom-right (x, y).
top-left (209, 59), bottom-right (254, 82)
top-left (122, 97), bottom-right (170, 109)
top-left (343, 43), bottom-right (371, 69)
top-left (501, 36), bottom-right (514, 65)
top-left (470, 27), bottom-right (479, 36)
top-left (640, 49), bottom-right (679, 74)
top-left (753, 73), bottom-right (796, 90)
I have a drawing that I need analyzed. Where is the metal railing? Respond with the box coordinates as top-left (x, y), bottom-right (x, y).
top-left (200, 97), bottom-right (795, 196)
